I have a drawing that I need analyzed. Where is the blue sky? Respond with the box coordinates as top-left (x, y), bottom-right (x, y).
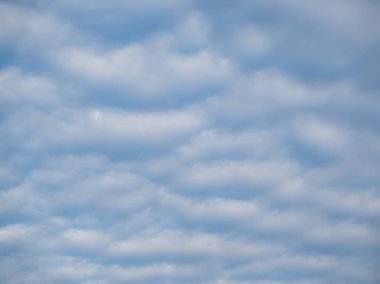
top-left (1, 1), bottom-right (380, 283)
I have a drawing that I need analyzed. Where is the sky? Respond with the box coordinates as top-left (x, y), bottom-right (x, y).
top-left (0, 0), bottom-right (380, 283)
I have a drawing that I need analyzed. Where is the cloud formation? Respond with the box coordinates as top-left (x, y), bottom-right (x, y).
top-left (1, 1), bottom-right (380, 283)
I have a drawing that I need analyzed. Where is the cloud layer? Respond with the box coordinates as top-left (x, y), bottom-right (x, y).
top-left (1, 1), bottom-right (380, 283)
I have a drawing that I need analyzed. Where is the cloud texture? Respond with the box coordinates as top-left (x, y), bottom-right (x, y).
top-left (1, 1), bottom-right (380, 283)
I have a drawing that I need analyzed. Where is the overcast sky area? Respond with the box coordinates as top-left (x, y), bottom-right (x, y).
top-left (1, 0), bottom-right (380, 283)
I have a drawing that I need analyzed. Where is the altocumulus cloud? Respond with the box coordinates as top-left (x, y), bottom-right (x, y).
top-left (1, 1), bottom-right (380, 283)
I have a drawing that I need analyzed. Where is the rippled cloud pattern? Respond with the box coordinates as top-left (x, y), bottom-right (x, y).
top-left (1, 1), bottom-right (380, 283)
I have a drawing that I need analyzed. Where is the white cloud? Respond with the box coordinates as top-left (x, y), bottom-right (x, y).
top-left (61, 229), bottom-right (108, 250)
top-left (0, 224), bottom-right (37, 247)
top-left (231, 25), bottom-right (272, 57)
top-left (0, 68), bottom-right (59, 107)
top-left (2, 106), bottom-right (205, 156)
top-left (83, 107), bottom-right (204, 142)
top-left (57, 44), bottom-right (234, 97)
top-left (0, 184), bottom-right (50, 218)
top-left (176, 159), bottom-right (299, 188)
top-left (176, 128), bottom-right (283, 161)
top-left (294, 118), bottom-right (350, 153)
top-left (0, 3), bottom-right (80, 51)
